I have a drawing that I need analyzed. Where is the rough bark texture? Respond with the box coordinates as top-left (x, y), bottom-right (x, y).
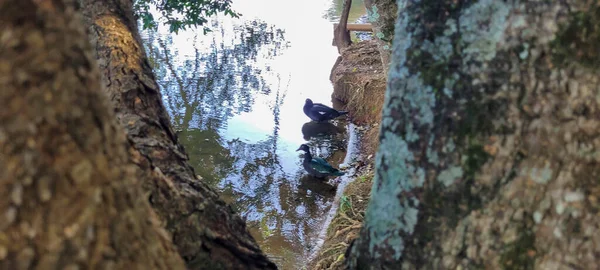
top-left (0, 0), bottom-right (187, 268)
top-left (363, 0), bottom-right (397, 75)
top-left (79, 0), bottom-right (277, 269)
top-left (334, 0), bottom-right (353, 53)
top-left (348, 0), bottom-right (600, 269)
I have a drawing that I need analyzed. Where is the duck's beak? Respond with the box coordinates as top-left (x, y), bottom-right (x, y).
top-left (296, 147), bottom-right (302, 151)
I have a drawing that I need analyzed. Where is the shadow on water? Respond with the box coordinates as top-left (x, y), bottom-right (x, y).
top-left (302, 121), bottom-right (345, 140)
top-left (298, 175), bottom-right (337, 197)
top-left (140, 0), bottom-right (365, 268)
top-left (302, 121), bottom-right (347, 170)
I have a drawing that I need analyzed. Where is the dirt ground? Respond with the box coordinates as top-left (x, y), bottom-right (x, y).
top-left (330, 40), bottom-right (385, 158)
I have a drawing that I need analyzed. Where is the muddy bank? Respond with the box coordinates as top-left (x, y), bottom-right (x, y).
top-left (330, 40), bottom-right (385, 125)
top-left (308, 40), bottom-right (386, 269)
top-left (330, 40), bottom-right (385, 158)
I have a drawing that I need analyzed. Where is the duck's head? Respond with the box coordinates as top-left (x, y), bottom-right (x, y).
top-left (296, 144), bottom-right (310, 152)
top-left (305, 98), bottom-right (313, 106)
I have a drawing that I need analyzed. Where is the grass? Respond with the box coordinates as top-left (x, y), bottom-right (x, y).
top-left (362, 125), bottom-right (380, 159)
top-left (308, 172), bottom-right (374, 270)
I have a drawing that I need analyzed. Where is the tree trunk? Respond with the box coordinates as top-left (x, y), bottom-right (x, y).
top-left (334, 0), bottom-right (353, 53)
top-left (79, 0), bottom-right (277, 269)
top-left (348, 0), bottom-right (600, 269)
top-left (363, 0), bottom-right (396, 75)
top-left (0, 0), bottom-right (187, 269)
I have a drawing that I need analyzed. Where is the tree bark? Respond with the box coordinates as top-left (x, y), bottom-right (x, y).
top-left (363, 0), bottom-right (396, 75)
top-left (348, 0), bottom-right (600, 269)
top-left (334, 0), bottom-right (353, 53)
top-left (0, 0), bottom-right (187, 269)
top-left (79, 0), bottom-right (277, 269)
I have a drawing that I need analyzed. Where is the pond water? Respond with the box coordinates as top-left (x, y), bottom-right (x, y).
top-left (142, 0), bottom-right (367, 268)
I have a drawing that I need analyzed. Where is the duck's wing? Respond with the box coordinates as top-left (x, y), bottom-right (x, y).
top-left (309, 104), bottom-right (337, 116)
top-left (309, 158), bottom-right (336, 173)
top-left (312, 157), bottom-right (330, 165)
top-left (312, 103), bottom-right (337, 111)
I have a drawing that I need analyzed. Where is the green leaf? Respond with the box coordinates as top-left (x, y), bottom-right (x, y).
top-left (134, 0), bottom-right (241, 34)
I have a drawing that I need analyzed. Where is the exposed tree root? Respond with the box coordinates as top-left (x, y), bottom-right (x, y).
top-left (334, 224), bottom-right (363, 238)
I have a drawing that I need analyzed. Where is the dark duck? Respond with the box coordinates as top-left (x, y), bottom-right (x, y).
top-left (296, 144), bottom-right (345, 178)
top-left (303, 98), bottom-right (349, 122)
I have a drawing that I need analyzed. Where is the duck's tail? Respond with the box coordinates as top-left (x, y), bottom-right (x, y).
top-left (338, 111), bottom-right (349, 116)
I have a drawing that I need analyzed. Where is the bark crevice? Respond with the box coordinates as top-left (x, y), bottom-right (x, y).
top-left (79, 0), bottom-right (276, 268)
top-left (0, 0), bottom-right (187, 268)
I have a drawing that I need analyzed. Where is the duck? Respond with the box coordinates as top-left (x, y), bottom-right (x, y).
top-left (296, 144), bottom-right (345, 179)
top-left (303, 98), bottom-right (349, 122)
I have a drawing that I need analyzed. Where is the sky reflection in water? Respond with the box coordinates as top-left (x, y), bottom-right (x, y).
top-left (142, 0), bottom-right (367, 268)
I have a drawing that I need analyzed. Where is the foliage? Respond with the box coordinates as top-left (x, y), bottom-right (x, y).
top-left (340, 195), bottom-right (352, 212)
top-left (134, 0), bottom-right (241, 34)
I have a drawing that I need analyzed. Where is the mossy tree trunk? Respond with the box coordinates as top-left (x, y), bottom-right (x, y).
top-left (0, 0), bottom-right (187, 268)
top-left (363, 0), bottom-right (396, 75)
top-left (79, 0), bottom-right (277, 269)
top-left (348, 0), bottom-right (600, 269)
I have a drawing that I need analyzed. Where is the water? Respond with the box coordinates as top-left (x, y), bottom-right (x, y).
top-left (141, 1), bottom-right (365, 269)
top-left (307, 123), bottom-right (361, 263)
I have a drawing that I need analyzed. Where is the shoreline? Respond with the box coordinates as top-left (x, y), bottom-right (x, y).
top-left (307, 39), bottom-right (386, 269)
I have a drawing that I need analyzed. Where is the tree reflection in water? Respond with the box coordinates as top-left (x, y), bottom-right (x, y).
top-left (144, 19), bottom-right (288, 186)
top-left (142, 17), bottom-right (345, 268)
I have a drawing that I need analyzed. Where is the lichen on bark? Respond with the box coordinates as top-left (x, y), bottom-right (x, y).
top-left (347, 0), bottom-right (600, 269)
top-left (363, 0), bottom-right (398, 74)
